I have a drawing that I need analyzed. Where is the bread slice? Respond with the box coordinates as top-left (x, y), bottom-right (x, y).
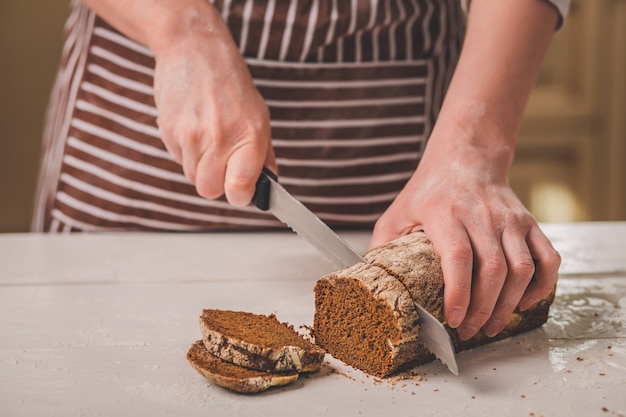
top-left (314, 231), bottom-right (556, 377)
top-left (187, 340), bottom-right (298, 394)
top-left (199, 309), bottom-right (325, 373)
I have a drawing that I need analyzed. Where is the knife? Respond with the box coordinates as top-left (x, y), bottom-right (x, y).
top-left (252, 168), bottom-right (459, 375)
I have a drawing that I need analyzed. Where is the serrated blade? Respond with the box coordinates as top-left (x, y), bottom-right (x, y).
top-left (252, 168), bottom-right (458, 375)
top-left (265, 175), bottom-right (364, 270)
top-left (413, 302), bottom-right (459, 375)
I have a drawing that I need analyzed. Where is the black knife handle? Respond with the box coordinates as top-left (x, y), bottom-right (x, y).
top-left (252, 167), bottom-right (278, 211)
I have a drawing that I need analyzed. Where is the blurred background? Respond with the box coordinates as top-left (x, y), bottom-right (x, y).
top-left (0, 0), bottom-right (625, 233)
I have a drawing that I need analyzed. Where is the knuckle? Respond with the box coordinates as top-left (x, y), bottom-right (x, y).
top-left (156, 117), bottom-right (175, 141)
top-left (447, 244), bottom-right (473, 265)
top-left (181, 125), bottom-right (206, 148)
top-left (467, 308), bottom-right (493, 327)
top-left (494, 300), bottom-right (518, 319)
top-left (195, 171), bottom-right (223, 200)
top-left (450, 280), bottom-right (472, 295)
top-left (246, 116), bottom-right (270, 140)
top-left (482, 255), bottom-right (508, 277)
top-left (505, 207), bottom-right (533, 225)
top-left (195, 181), bottom-right (222, 200)
top-left (535, 278), bottom-right (557, 296)
top-left (225, 174), bottom-right (255, 193)
top-left (182, 163), bottom-right (197, 184)
top-left (509, 256), bottom-right (536, 278)
top-left (545, 248), bottom-right (562, 270)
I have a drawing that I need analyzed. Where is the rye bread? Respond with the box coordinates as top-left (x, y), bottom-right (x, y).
top-left (199, 309), bottom-right (325, 373)
top-left (187, 340), bottom-right (298, 394)
top-left (314, 231), bottom-right (556, 377)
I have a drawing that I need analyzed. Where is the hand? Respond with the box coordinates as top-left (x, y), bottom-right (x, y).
top-left (369, 130), bottom-right (561, 340)
top-left (152, 7), bottom-right (276, 206)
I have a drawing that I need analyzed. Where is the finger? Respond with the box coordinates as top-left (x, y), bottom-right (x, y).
top-left (161, 136), bottom-right (183, 165)
top-left (156, 119), bottom-right (183, 165)
top-left (483, 228), bottom-right (535, 337)
top-left (426, 220), bottom-right (473, 330)
top-left (194, 146), bottom-right (226, 200)
top-left (456, 227), bottom-right (507, 341)
top-left (370, 218), bottom-right (406, 251)
top-left (518, 225), bottom-right (561, 311)
top-left (223, 141), bottom-right (266, 206)
top-left (179, 132), bottom-right (204, 185)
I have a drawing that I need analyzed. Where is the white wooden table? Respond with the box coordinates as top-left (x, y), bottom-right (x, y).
top-left (1, 223), bottom-right (625, 417)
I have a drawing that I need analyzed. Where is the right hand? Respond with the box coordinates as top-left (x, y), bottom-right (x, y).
top-left (151, 6), bottom-right (277, 206)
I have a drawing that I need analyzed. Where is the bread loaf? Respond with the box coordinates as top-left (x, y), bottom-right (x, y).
top-left (314, 231), bottom-right (555, 377)
top-left (187, 340), bottom-right (298, 394)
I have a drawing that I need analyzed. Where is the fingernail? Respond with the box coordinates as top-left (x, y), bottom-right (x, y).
top-left (457, 324), bottom-right (478, 341)
top-left (483, 320), bottom-right (504, 338)
top-left (447, 306), bottom-right (466, 328)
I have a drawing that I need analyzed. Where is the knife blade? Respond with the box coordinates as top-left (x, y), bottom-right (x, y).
top-left (413, 303), bottom-right (459, 375)
top-left (252, 167), bottom-right (459, 375)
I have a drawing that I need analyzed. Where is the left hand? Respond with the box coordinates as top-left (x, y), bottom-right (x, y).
top-left (369, 127), bottom-right (561, 341)
top-left (370, 0), bottom-right (562, 341)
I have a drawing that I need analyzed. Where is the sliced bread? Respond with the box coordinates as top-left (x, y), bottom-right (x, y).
top-left (200, 309), bottom-right (325, 373)
top-left (187, 340), bottom-right (298, 394)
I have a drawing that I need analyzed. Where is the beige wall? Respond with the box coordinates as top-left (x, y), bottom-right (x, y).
top-left (0, 1), bottom-right (70, 232)
top-left (0, 1), bottom-right (624, 233)
top-left (513, 0), bottom-right (626, 222)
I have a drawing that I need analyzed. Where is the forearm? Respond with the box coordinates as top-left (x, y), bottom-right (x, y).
top-left (79, 0), bottom-right (224, 55)
top-left (428, 0), bottom-right (559, 172)
top-left (372, 0), bottom-right (562, 340)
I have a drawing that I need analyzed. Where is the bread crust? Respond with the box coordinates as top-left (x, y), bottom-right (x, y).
top-left (187, 340), bottom-right (298, 394)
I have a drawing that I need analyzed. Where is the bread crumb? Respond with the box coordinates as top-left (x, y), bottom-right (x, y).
top-left (335, 371), bottom-right (356, 382)
top-left (521, 394), bottom-right (526, 399)
top-left (599, 373), bottom-right (606, 376)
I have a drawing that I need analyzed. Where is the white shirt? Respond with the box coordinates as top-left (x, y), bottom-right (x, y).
top-left (460, 0), bottom-right (571, 29)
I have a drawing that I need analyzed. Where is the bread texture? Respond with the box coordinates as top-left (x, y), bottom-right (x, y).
top-left (187, 340), bottom-right (298, 394)
top-left (200, 309), bottom-right (325, 373)
top-left (314, 231), bottom-right (556, 377)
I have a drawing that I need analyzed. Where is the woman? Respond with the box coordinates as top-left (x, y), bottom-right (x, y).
top-left (34, 0), bottom-right (568, 341)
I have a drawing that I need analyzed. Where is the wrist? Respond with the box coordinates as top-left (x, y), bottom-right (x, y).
top-left (145, 1), bottom-right (225, 57)
top-left (424, 102), bottom-right (516, 180)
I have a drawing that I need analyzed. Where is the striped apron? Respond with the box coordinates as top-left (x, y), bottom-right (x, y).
top-left (33, 0), bottom-right (465, 233)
